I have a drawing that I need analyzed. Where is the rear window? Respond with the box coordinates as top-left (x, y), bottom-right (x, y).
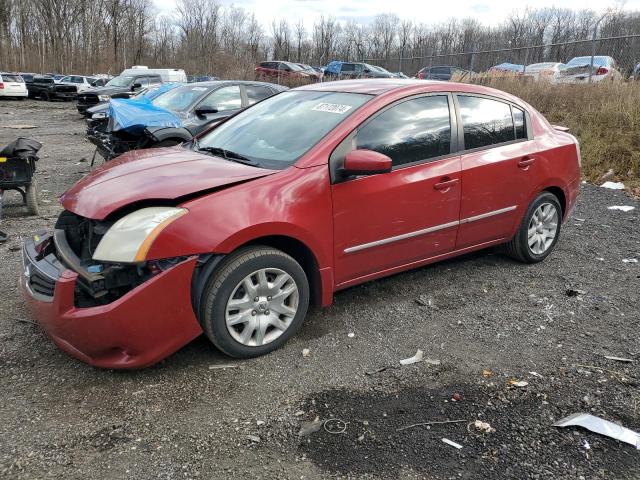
top-left (566, 56), bottom-right (609, 67)
top-left (458, 95), bottom-right (515, 149)
top-left (35, 77), bottom-right (54, 84)
top-left (1, 74), bottom-right (23, 83)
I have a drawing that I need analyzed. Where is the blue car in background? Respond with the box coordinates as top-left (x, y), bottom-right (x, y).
top-left (86, 80), bottom-right (286, 161)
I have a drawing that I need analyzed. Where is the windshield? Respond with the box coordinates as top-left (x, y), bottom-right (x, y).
top-left (286, 63), bottom-right (304, 72)
top-left (106, 76), bottom-right (134, 87)
top-left (152, 84), bottom-right (211, 112)
top-left (565, 56), bottom-right (608, 67)
top-left (197, 90), bottom-right (371, 169)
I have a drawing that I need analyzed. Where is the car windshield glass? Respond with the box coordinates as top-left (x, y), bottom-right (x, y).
top-left (286, 63), bottom-right (304, 72)
top-left (565, 56), bottom-right (608, 67)
top-left (152, 84), bottom-right (211, 112)
top-left (106, 76), bottom-right (134, 87)
top-left (197, 90), bottom-right (371, 169)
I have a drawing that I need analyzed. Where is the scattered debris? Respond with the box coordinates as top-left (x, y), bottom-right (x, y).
top-left (208, 364), bottom-right (239, 370)
top-left (256, 420), bottom-right (265, 426)
top-left (554, 413), bottom-right (640, 449)
top-left (302, 348), bottom-right (310, 358)
top-left (469, 420), bottom-right (496, 434)
top-left (246, 434), bottom-right (261, 443)
top-left (0, 124), bottom-right (38, 129)
top-left (442, 438), bottom-right (463, 449)
top-left (508, 379), bottom-right (529, 388)
top-left (566, 288), bottom-right (586, 297)
top-left (400, 349), bottom-right (424, 365)
top-left (529, 371), bottom-right (544, 378)
top-left (583, 439), bottom-right (591, 450)
top-left (451, 392), bottom-right (462, 402)
top-left (397, 419), bottom-right (467, 432)
top-left (622, 258), bottom-right (638, 263)
top-left (482, 369), bottom-right (493, 377)
top-left (604, 355), bottom-right (634, 363)
top-left (298, 418), bottom-right (323, 437)
top-left (365, 366), bottom-right (389, 375)
top-left (323, 419), bottom-right (348, 434)
top-left (600, 181), bottom-right (625, 190)
top-left (608, 206), bottom-right (635, 212)
top-left (424, 358), bottom-right (441, 366)
top-left (347, 332), bottom-right (355, 338)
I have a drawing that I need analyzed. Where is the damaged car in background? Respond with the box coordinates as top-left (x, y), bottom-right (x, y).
top-left (86, 81), bottom-right (286, 161)
top-left (21, 79), bottom-right (581, 369)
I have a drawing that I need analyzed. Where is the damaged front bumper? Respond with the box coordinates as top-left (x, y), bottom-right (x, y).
top-left (21, 233), bottom-right (203, 369)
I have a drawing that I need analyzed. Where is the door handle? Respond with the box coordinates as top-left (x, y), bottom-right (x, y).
top-left (434, 177), bottom-right (459, 191)
top-left (518, 156), bottom-right (536, 168)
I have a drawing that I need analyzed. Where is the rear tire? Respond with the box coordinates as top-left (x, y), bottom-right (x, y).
top-left (26, 179), bottom-right (39, 216)
top-left (200, 246), bottom-right (310, 358)
top-left (504, 191), bottom-right (562, 263)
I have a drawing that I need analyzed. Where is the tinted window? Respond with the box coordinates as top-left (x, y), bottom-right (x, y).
top-left (513, 107), bottom-right (526, 140)
top-left (153, 84), bottom-right (211, 112)
top-left (35, 77), bottom-right (54, 84)
top-left (356, 95), bottom-right (451, 167)
top-left (199, 85), bottom-right (241, 111)
top-left (148, 76), bottom-right (162, 86)
top-left (246, 85), bottom-right (274, 105)
top-left (458, 96), bottom-right (514, 149)
top-left (341, 63), bottom-right (355, 72)
top-left (431, 67), bottom-right (449, 74)
top-left (1, 74), bottom-right (22, 82)
top-left (197, 91), bottom-right (370, 169)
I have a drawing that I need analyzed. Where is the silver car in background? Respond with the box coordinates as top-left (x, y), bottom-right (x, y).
top-left (556, 56), bottom-right (623, 83)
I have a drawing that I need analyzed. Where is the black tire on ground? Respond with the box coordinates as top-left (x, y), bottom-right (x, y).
top-left (503, 191), bottom-right (562, 263)
top-left (25, 179), bottom-right (39, 216)
top-left (200, 246), bottom-right (310, 358)
top-left (41, 91), bottom-right (50, 101)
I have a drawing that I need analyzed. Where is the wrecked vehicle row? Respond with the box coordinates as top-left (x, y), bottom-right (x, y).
top-left (85, 81), bottom-right (286, 161)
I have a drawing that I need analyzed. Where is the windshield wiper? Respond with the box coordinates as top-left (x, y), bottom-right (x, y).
top-left (195, 144), bottom-right (258, 166)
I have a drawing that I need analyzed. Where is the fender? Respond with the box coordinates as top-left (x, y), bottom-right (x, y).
top-left (144, 126), bottom-right (193, 144)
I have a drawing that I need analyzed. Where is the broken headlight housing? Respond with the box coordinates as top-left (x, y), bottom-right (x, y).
top-left (92, 207), bottom-right (187, 263)
top-left (98, 94), bottom-right (111, 102)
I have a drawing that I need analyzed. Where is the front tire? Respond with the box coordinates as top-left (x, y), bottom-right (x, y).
top-left (200, 246), bottom-right (310, 358)
top-left (504, 191), bottom-right (562, 263)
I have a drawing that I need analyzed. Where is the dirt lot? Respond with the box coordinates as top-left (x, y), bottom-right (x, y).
top-left (0, 99), bottom-right (639, 479)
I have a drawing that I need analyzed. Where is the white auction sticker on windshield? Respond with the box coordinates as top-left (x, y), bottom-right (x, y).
top-left (312, 103), bottom-right (353, 114)
top-left (191, 87), bottom-right (208, 91)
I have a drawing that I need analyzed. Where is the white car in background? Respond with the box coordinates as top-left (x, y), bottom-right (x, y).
top-left (56, 75), bottom-right (98, 92)
top-left (556, 56), bottom-right (623, 83)
top-left (524, 62), bottom-right (564, 82)
top-left (0, 73), bottom-right (28, 99)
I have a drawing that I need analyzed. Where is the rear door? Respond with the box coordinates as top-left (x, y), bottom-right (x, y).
top-left (331, 94), bottom-right (461, 285)
top-left (454, 94), bottom-right (539, 249)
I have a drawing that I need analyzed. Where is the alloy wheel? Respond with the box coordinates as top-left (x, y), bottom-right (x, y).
top-left (527, 202), bottom-right (559, 255)
top-left (225, 268), bottom-right (299, 347)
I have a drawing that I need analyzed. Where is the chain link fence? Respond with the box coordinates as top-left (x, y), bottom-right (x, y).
top-left (366, 35), bottom-right (640, 80)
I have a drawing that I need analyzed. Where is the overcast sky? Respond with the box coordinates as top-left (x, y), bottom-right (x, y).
top-left (152, 0), bottom-right (640, 27)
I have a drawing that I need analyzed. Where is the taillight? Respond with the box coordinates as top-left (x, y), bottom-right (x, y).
top-left (417, 72), bottom-right (424, 79)
top-left (595, 67), bottom-right (608, 76)
top-left (0, 83), bottom-right (4, 89)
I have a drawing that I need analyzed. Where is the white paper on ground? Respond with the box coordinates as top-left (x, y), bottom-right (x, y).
top-left (608, 206), bottom-right (635, 212)
top-left (600, 181), bottom-right (625, 190)
top-left (400, 349), bottom-right (424, 365)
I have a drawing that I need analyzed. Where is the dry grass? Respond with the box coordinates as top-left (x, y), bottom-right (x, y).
top-left (467, 78), bottom-right (640, 194)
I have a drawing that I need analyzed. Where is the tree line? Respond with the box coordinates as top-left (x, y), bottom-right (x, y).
top-left (1, 0), bottom-right (639, 77)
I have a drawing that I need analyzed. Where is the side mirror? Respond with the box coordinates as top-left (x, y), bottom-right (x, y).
top-left (195, 107), bottom-right (218, 116)
top-left (132, 82), bottom-right (142, 90)
top-left (341, 149), bottom-right (392, 177)
top-left (364, 68), bottom-right (371, 73)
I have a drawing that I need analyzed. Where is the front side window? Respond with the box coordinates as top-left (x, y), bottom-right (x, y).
top-left (197, 90), bottom-right (371, 169)
top-left (198, 85), bottom-right (241, 111)
top-left (356, 95), bottom-right (451, 167)
top-left (106, 76), bottom-right (133, 87)
top-left (458, 96), bottom-right (514, 149)
top-left (341, 64), bottom-right (355, 73)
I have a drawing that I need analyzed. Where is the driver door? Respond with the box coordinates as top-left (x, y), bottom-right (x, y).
top-left (331, 94), bottom-right (461, 285)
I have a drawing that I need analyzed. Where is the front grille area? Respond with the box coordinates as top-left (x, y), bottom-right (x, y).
top-left (78, 94), bottom-right (98, 105)
top-left (27, 265), bottom-right (56, 297)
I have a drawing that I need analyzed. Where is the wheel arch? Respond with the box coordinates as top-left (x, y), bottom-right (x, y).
top-left (543, 186), bottom-right (566, 218)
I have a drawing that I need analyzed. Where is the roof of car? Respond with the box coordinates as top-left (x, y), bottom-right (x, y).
top-left (295, 79), bottom-right (449, 95)
top-left (178, 80), bottom-right (287, 91)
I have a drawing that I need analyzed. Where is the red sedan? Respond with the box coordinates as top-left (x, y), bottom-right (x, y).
top-left (21, 79), bottom-right (581, 369)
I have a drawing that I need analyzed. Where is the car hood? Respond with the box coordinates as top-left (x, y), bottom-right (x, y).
top-left (60, 148), bottom-right (278, 219)
top-left (108, 98), bottom-right (182, 134)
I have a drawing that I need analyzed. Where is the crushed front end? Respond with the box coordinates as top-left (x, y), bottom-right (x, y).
top-left (20, 211), bottom-right (203, 369)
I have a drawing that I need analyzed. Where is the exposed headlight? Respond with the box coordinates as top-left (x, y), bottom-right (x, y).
top-left (91, 112), bottom-right (107, 119)
top-left (98, 94), bottom-right (111, 102)
top-left (93, 207), bottom-right (188, 263)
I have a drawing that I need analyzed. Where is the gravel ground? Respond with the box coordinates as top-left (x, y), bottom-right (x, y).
top-left (0, 99), bottom-right (639, 479)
